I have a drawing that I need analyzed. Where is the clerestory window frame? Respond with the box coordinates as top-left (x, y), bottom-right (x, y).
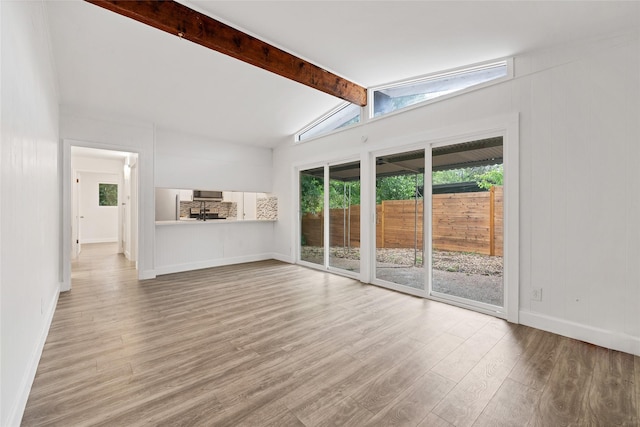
top-left (369, 58), bottom-right (513, 120)
top-left (295, 102), bottom-right (363, 143)
top-left (294, 58), bottom-right (513, 143)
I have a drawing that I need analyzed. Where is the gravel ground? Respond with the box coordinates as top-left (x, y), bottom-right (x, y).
top-left (432, 251), bottom-right (503, 277)
top-left (301, 247), bottom-right (503, 277)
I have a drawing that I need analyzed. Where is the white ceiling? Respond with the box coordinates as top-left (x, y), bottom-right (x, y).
top-left (46, 1), bottom-right (639, 148)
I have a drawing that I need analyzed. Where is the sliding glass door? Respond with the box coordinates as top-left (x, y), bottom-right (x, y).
top-left (300, 167), bottom-right (324, 266)
top-left (430, 137), bottom-right (504, 310)
top-left (328, 162), bottom-right (361, 273)
top-left (299, 161), bottom-right (361, 276)
top-left (374, 149), bottom-right (425, 291)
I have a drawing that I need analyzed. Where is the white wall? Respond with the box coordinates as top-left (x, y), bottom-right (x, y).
top-left (272, 31), bottom-right (640, 355)
top-left (60, 109), bottom-right (155, 279)
top-left (153, 129), bottom-right (274, 273)
top-left (1, 2), bottom-right (61, 425)
top-left (154, 127), bottom-right (272, 192)
top-left (61, 114), bottom-right (275, 279)
top-left (155, 221), bottom-right (274, 275)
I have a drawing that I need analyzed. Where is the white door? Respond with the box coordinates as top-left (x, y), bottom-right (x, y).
top-left (72, 172), bottom-right (81, 257)
top-left (78, 171), bottom-right (120, 244)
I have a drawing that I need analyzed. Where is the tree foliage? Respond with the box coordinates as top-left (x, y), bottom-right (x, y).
top-left (475, 165), bottom-right (503, 190)
top-left (432, 164), bottom-right (503, 190)
top-left (300, 176), bottom-right (361, 213)
top-left (300, 175), bottom-right (323, 214)
top-left (376, 175), bottom-right (423, 204)
top-left (330, 180), bottom-right (360, 208)
top-left (301, 163), bottom-right (503, 214)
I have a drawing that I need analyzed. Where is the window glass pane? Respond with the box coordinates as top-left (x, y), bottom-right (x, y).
top-left (329, 162), bottom-right (360, 273)
top-left (373, 62), bottom-right (508, 117)
top-left (375, 150), bottom-right (425, 290)
top-left (431, 137), bottom-right (504, 308)
top-left (99, 183), bottom-right (118, 206)
top-left (298, 103), bottom-right (360, 141)
top-left (300, 168), bottom-right (324, 266)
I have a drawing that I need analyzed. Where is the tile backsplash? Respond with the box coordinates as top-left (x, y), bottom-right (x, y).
top-left (180, 201), bottom-right (237, 219)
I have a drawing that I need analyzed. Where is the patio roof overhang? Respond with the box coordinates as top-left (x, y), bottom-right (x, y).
top-left (301, 136), bottom-right (503, 182)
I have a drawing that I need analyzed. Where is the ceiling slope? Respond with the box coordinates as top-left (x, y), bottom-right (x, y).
top-left (84, 0), bottom-right (367, 106)
top-left (46, 1), bottom-right (640, 148)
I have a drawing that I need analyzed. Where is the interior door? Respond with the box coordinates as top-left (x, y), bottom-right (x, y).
top-left (73, 172), bottom-right (82, 257)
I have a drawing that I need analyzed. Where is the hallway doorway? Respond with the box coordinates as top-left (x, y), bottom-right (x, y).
top-left (69, 146), bottom-right (139, 290)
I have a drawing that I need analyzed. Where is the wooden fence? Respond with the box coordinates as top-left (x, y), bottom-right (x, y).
top-left (301, 186), bottom-right (503, 256)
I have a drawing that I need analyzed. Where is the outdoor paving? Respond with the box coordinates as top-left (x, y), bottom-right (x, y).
top-left (375, 266), bottom-right (503, 307)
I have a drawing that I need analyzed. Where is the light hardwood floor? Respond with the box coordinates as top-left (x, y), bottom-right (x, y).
top-left (22, 243), bottom-right (639, 426)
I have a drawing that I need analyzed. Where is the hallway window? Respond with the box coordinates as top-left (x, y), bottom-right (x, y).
top-left (98, 183), bottom-right (118, 206)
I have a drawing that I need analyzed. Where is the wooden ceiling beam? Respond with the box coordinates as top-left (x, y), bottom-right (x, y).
top-left (84, 0), bottom-right (367, 106)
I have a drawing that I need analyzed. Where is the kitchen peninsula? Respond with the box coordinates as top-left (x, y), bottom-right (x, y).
top-left (155, 189), bottom-right (277, 275)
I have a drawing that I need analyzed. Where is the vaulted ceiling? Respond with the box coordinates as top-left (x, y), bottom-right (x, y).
top-left (46, 1), bottom-right (639, 148)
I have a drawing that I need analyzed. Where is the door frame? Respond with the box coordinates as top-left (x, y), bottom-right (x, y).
top-left (367, 115), bottom-right (519, 322)
top-left (369, 142), bottom-right (428, 299)
top-left (296, 157), bottom-right (362, 280)
top-left (426, 132), bottom-right (508, 317)
top-left (61, 139), bottom-right (141, 291)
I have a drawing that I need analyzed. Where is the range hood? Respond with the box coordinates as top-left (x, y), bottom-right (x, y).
top-left (193, 190), bottom-right (223, 201)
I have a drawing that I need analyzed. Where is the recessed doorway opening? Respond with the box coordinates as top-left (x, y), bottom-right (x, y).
top-left (67, 146), bottom-right (139, 290)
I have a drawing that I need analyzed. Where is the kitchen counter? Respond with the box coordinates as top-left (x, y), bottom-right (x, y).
top-left (156, 219), bottom-right (276, 226)
top-left (155, 218), bottom-right (276, 276)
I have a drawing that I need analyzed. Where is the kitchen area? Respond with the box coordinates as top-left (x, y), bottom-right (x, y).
top-left (155, 189), bottom-right (277, 222)
top-left (154, 188), bottom-right (278, 275)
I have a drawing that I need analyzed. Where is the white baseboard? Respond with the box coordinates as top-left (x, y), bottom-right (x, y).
top-left (7, 284), bottom-right (59, 427)
top-left (271, 252), bottom-right (294, 264)
top-left (81, 238), bottom-right (118, 244)
top-left (519, 310), bottom-right (640, 356)
top-left (154, 253), bottom-right (275, 276)
top-left (139, 269), bottom-right (156, 280)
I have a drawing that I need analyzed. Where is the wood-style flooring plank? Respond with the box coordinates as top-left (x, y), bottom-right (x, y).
top-left (418, 413), bottom-right (454, 426)
top-left (431, 329), bottom-right (526, 427)
top-left (527, 338), bottom-right (596, 427)
top-left (635, 356), bottom-right (640, 423)
top-left (471, 377), bottom-right (540, 427)
top-left (579, 346), bottom-right (636, 426)
top-left (350, 332), bottom-right (463, 413)
top-left (364, 371), bottom-right (455, 426)
top-left (507, 327), bottom-right (562, 390)
top-left (431, 318), bottom-right (510, 382)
